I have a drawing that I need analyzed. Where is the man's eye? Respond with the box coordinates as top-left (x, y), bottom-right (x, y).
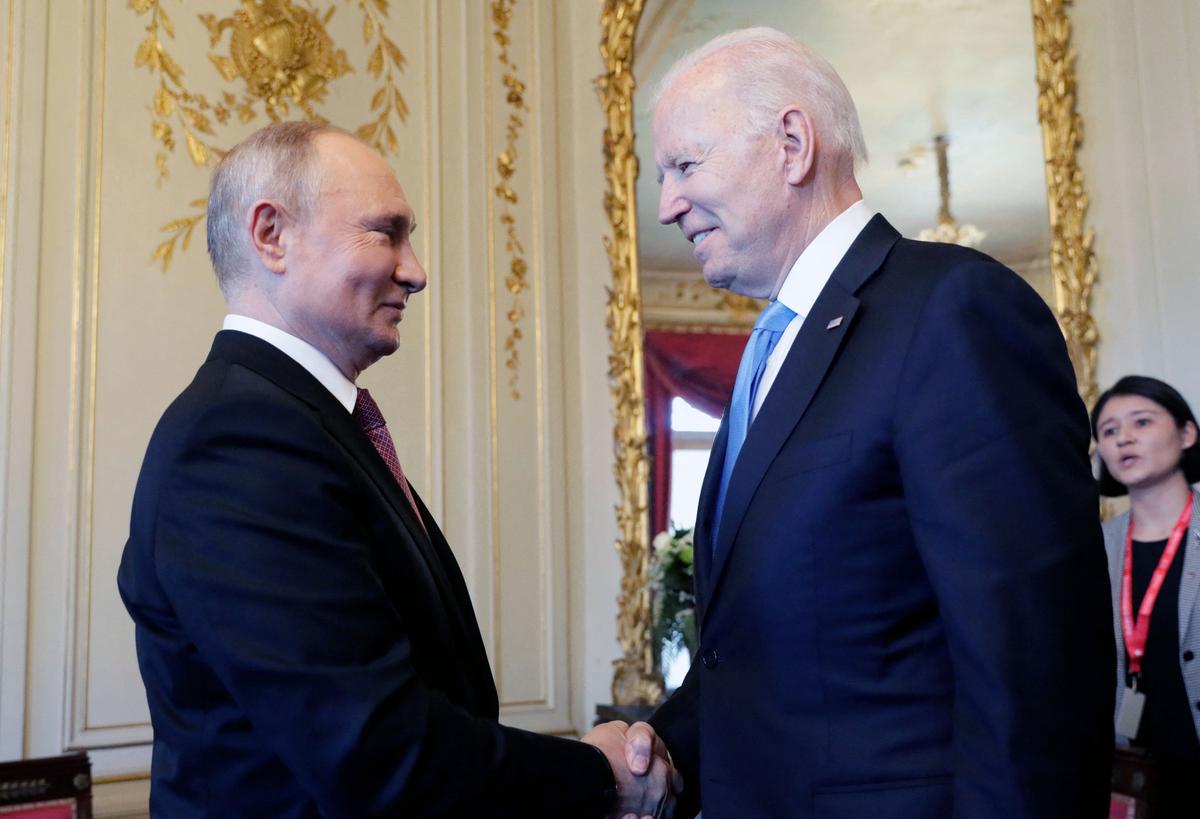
top-left (679, 161), bottom-right (695, 174)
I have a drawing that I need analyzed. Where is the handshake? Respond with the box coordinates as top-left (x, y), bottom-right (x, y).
top-left (582, 720), bottom-right (684, 819)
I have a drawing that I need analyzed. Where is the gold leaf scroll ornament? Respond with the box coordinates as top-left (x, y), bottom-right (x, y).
top-left (490, 0), bottom-right (531, 400)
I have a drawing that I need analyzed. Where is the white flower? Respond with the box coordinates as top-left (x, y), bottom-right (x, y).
top-left (652, 530), bottom-right (673, 554)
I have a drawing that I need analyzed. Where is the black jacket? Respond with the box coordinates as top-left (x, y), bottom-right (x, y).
top-left (119, 330), bottom-right (613, 818)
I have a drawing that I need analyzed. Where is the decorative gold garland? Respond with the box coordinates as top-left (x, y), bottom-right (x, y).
top-left (598, 0), bottom-right (1100, 705)
top-left (1032, 0), bottom-right (1099, 407)
top-left (131, 0), bottom-right (226, 182)
top-left (129, 0), bottom-right (410, 271)
top-left (354, 0), bottom-right (410, 153)
top-left (596, 0), bottom-right (660, 707)
top-left (491, 0), bottom-right (531, 400)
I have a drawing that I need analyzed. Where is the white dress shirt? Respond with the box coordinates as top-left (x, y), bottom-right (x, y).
top-left (222, 314), bottom-right (358, 413)
top-left (751, 201), bottom-right (876, 420)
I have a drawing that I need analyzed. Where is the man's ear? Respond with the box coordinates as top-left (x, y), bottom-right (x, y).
top-left (780, 108), bottom-right (816, 186)
top-left (247, 200), bottom-right (290, 275)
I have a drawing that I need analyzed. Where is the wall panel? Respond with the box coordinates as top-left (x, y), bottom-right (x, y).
top-left (0, 0), bottom-right (29, 763)
top-left (1077, 0), bottom-right (1200, 403)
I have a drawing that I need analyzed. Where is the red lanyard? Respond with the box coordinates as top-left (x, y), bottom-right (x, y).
top-left (1121, 496), bottom-right (1194, 678)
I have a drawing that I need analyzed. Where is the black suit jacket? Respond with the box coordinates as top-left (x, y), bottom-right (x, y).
top-left (118, 331), bottom-right (613, 818)
top-left (651, 216), bottom-right (1115, 819)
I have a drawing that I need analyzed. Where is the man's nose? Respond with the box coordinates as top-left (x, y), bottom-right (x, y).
top-left (396, 247), bottom-right (428, 294)
top-left (658, 178), bottom-right (688, 225)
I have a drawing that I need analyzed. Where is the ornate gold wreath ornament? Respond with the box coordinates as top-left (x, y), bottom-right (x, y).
top-left (200, 1), bottom-right (351, 121)
top-left (491, 0), bottom-right (531, 400)
top-left (129, 0), bottom-right (409, 271)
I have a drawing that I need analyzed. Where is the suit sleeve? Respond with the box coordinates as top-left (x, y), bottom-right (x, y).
top-left (150, 392), bottom-right (614, 819)
top-left (648, 660), bottom-right (702, 818)
top-left (892, 261), bottom-right (1114, 819)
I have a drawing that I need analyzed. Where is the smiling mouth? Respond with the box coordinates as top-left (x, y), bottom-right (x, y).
top-left (689, 229), bottom-right (714, 246)
top-left (1118, 454), bottom-right (1139, 468)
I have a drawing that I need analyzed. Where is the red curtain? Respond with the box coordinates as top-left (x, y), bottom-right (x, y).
top-left (644, 330), bottom-right (748, 536)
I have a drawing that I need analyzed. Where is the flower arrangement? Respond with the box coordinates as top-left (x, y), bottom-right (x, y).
top-left (651, 527), bottom-right (698, 679)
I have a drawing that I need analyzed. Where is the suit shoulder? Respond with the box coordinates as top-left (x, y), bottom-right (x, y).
top-left (155, 358), bottom-right (319, 436)
top-left (1101, 510), bottom-right (1130, 545)
top-left (887, 237), bottom-right (1019, 285)
top-left (882, 238), bottom-right (1053, 319)
top-left (891, 235), bottom-right (997, 265)
top-left (137, 358), bottom-right (331, 492)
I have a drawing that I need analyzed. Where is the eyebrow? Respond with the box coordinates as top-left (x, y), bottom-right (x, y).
top-left (655, 144), bottom-right (703, 184)
top-left (1099, 408), bottom-right (1160, 426)
top-left (368, 212), bottom-right (415, 234)
top-left (654, 153), bottom-right (679, 184)
top-left (654, 159), bottom-right (678, 185)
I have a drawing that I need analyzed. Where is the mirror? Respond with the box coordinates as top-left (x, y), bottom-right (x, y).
top-left (597, 0), bottom-right (1099, 704)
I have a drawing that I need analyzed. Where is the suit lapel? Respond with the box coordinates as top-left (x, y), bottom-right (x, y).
top-left (318, 402), bottom-right (436, 551)
top-left (693, 415), bottom-right (730, 619)
top-left (315, 388), bottom-right (471, 629)
top-left (409, 488), bottom-right (499, 708)
top-left (209, 331), bottom-right (460, 618)
top-left (1178, 491), bottom-right (1200, 645)
top-left (706, 216), bottom-right (900, 598)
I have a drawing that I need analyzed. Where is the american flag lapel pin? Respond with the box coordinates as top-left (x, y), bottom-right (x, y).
top-left (826, 316), bottom-right (844, 330)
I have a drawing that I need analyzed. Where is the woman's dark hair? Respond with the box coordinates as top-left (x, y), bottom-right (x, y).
top-left (1090, 375), bottom-right (1200, 497)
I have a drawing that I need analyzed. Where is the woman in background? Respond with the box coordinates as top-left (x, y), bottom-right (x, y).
top-left (1093, 375), bottom-right (1200, 818)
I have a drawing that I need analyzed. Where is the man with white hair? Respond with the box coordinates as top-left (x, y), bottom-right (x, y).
top-left (118, 121), bottom-right (680, 818)
top-left (642, 28), bottom-right (1114, 818)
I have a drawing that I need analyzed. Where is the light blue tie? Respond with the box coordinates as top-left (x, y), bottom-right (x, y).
top-left (713, 299), bottom-right (797, 547)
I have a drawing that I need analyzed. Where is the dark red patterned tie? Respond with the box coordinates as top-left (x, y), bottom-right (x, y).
top-left (353, 388), bottom-right (427, 535)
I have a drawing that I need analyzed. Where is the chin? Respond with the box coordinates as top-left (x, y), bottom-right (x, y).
top-left (702, 267), bottom-right (736, 291)
top-left (367, 332), bottom-right (401, 360)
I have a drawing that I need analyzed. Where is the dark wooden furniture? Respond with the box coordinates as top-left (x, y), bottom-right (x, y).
top-left (594, 703), bottom-right (657, 727)
top-left (1110, 746), bottom-right (1156, 819)
top-left (0, 752), bottom-right (92, 818)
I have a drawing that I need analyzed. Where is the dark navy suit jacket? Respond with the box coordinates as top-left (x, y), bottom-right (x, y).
top-left (650, 216), bottom-right (1115, 819)
top-left (118, 331), bottom-right (613, 818)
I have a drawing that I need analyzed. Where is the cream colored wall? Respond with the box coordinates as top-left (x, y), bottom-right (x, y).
top-left (0, 0), bottom-right (622, 811)
top-left (557, 0), bottom-right (624, 736)
top-left (1075, 0), bottom-right (1200, 406)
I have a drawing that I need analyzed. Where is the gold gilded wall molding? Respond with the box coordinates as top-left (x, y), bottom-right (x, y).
top-left (1032, 0), bottom-right (1099, 407)
top-left (128, 0), bottom-right (410, 271)
top-left (596, 0), bottom-right (660, 706)
top-left (599, 0), bottom-right (1101, 705)
top-left (642, 271), bottom-right (761, 331)
top-left (490, 0), bottom-right (530, 400)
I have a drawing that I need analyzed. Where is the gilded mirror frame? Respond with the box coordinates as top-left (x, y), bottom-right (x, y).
top-left (597, 0), bottom-right (1098, 704)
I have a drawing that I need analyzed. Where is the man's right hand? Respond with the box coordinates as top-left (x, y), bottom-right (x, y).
top-left (582, 720), bottom-right (682, 819)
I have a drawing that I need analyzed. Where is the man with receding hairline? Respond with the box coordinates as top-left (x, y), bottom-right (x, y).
top-left (638, 27), bottom-right (1113, 819)
top-left (118, 121), bottom-right (680, 818)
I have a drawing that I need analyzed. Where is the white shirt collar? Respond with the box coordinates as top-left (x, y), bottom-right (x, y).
top-left (776, 200), bottom-right (875, 319)
top-left (222, 314), bottom-right (358, 413)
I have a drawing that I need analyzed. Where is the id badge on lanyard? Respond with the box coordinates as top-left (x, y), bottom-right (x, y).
top-left (1117, 496), bottom-right (1194, 738)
